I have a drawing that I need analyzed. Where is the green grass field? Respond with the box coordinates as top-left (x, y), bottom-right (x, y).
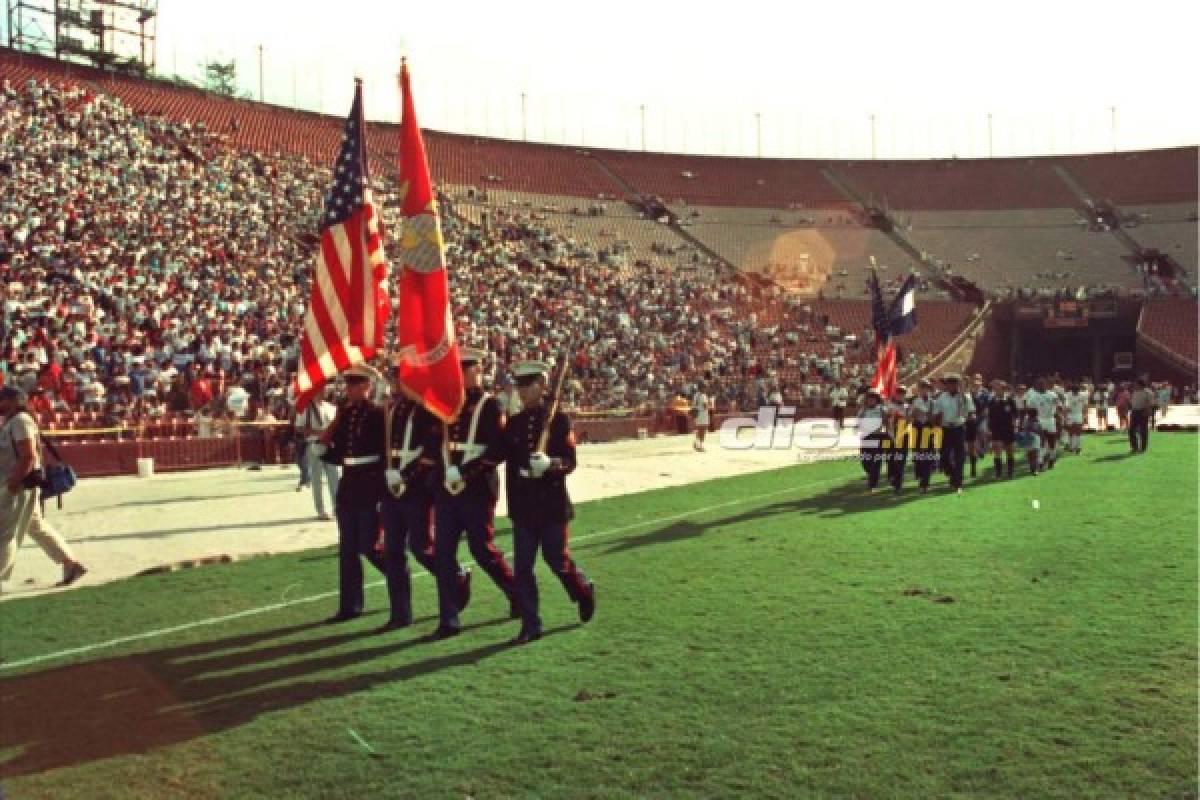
top-left (2, 433), bottom-right (1196, 799)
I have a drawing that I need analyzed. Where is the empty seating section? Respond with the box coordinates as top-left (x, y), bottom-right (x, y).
top-left (1063, 148), bottom-right (1197, 206)
top-left (831, 158), bottom-right (1078, 210)
top-left (1120, 204), bottom-right (1199, 275)
top-left (448, 188), bottom-right (707, 274)
top-left (680, 205), bottom-right (915, 296)
top-left (905, 210), bottom-right (1136, 289)
top-left (1139, 298), bottom-right (1199, 366)
top-left (594, 150), bottom-right (849, 208)
top-left (425, 133), bottom-right (617, 197)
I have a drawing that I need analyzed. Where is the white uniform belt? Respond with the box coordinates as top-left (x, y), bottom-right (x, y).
top-left (447, 442), bottom-right (486, 452)
top-left (447, 442), bottom-right (488, 460)
top-left (343, 455), bottom-right (380, 466)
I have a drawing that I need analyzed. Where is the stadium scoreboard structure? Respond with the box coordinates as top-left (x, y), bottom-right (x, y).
top-left (5, 0), bottom-right (157, 75)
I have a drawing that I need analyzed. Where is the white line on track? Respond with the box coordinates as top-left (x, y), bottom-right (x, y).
top-left (1, 475), bottom-right (846, 672)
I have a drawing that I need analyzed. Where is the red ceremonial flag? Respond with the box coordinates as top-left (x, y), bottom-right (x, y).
top-left (870, 340), bottom-right (897, 400)
top-left (394, 61), bottom-right (463, 421)
top-left (293, 81), bottom-right (390, 411)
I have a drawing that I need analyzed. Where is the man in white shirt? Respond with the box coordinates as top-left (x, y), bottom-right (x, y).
top-left (908, 379), bottom-right (938, 493)
top-left (692, 385), bottom-right (710, 452)
top-left (829, 383), bottom-right (849, 430)
top-left (1023, 378), bottom-right (1063, 471)
top-left (296, 391), bottom-right (339, 519)
top-left (1064, 383), bottom-right (1089, 454)
top-left (0, 387), bottom-right (87, 588)
top-left (933, 374), bottom-right (974, 492)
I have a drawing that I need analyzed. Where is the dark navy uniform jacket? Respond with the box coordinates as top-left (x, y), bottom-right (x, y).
top-left (388, 399), bottom-right (442, 498)
top-left (438, 386), bottom-right (505, 498)
top-left (503, 405), bottom-right (577, 525)
top-left (328, 399), bottom-right (386, 508)
top-left (987, 396), bottom-right (1019, 436)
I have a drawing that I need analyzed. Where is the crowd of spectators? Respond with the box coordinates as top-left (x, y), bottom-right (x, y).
top-left (2, 76), bottom-right (898, 431)
top-left (0, 76), bottom-right (320, 430)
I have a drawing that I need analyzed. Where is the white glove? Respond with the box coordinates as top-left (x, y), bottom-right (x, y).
top-left (385, 469), bottom-right (406, 498)
top-left (444, 466), bottom-right (463, 485)
top-left (528, 452), bottom-right (552, 478)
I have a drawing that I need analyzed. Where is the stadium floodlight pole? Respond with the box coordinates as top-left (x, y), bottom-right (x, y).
top-left (1110, 106), bottom-right (1117, 152)
top-left (756, 111), bottom-right (762, 158)
top-left (640, 104), bottom-right (646, 151)
top-left (521, 92), bottom-right (527, 141)
top-left (987, 112), bottom-right (994, 158)
top-left (257, 44), bottom-right (263, 103)
top-left (870, 113), bottom-right (877, 160)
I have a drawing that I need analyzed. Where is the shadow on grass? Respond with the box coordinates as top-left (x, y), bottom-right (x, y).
top-left (594, 456), bottom-right (1110, 555)
top-left (299, 548), bottom-right (339, 562)
top-left (1092, 452), bottom-right (1138, 463)
top-left (0, 617), bottom-right (576, 779)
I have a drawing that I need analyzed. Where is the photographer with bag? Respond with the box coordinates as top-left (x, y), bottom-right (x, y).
top-left (0, 387), bottom-right (87, 589)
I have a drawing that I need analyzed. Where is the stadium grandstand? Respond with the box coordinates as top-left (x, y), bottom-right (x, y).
top-left (1, 6), bottom-right (1198, 798)
top-left (1, 46), bottom-right (1196, 462)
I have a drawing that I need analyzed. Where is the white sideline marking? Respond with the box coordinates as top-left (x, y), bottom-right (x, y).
top-left (1, 475), bottom-right (845, 672)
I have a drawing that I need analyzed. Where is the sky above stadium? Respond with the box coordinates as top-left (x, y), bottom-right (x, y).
top-left (145, 0), bottom-right (1198, 160)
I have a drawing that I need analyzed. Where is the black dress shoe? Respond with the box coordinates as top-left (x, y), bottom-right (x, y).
top-left (376, 618), bottom-right (411, 633)
top-left (58, 562), bottom-right (87, 587)
top-left (430, 624), bottom-right (462, 640)
top-left (325, 611), bottom-right (361, 624)
top-left (457, 568), bottom-right (472, 613)
top-left (512, 628), bottom-right (542, 646)
top-left (578, 583), bottom-right (596, 624)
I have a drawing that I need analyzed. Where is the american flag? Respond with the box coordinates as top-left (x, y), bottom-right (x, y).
top-left (870, 339), bottom-right (898, 400)
top-left (293, 81), bottom-right (390, 411)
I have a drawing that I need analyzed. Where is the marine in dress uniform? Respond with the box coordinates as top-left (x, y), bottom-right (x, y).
top-left (319, 364), bottom-right (388, 623)
top-left (503, 361), bottom-right (596, 645)
top-left (431, 348), bottom-right (516, 639)
top-left (378, 393), bottom-right (470, 631)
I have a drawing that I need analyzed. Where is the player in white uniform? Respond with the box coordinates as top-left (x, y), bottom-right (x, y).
top-left (1023, 378), bottom-right (1064, 471)
top-left (1064, 383), bottom-right (1089, 454)
top-left (692, 386), bottom-right (710, 452)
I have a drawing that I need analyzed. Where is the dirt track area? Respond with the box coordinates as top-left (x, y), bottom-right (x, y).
top-left (2, 431), bottom-right (858, 600)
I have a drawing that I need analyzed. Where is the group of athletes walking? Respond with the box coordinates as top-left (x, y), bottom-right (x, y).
top-left (855, 372), bottom-right (1159, 494)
